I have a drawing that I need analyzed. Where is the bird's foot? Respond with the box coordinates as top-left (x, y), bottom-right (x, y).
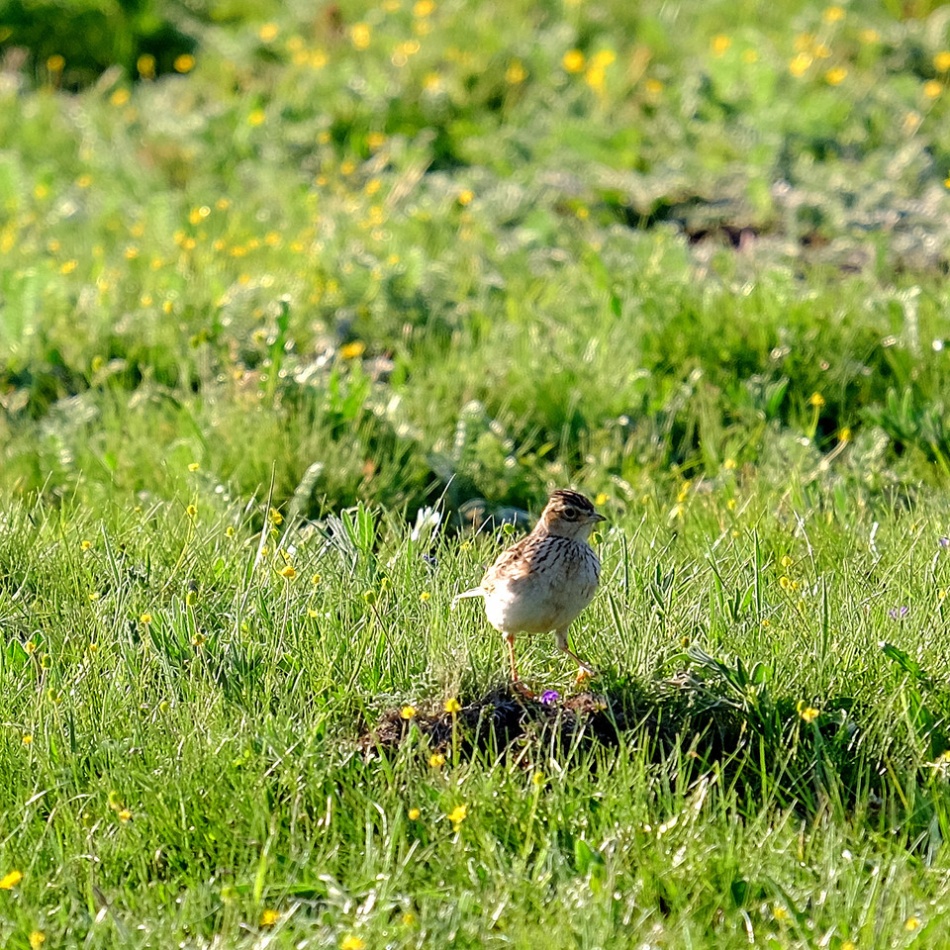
top-left (575, 667), bottom-right (597, 686)
top-left (511, 679), bottom-right (537, 701)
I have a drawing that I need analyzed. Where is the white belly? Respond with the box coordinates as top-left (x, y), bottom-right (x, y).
top-left (483, 543), bottom-right (599, 634)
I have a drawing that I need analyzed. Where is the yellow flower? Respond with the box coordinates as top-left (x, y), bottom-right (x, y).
top-left (110, 87), bottom-right (130, 107)
top-left (780, 555), bottom-right (793, 568)
top-left (29, 933), bottom-right (46, 950)
top-left (340, 341), bottom-right (366, 360)
top-left (839, 427), bottom-right (852, 442)
top-left (905, 916), bottom-right (921, 931)
top-left (808, 392), bottom-right (826, 408)
top-left (773, 904), bottom-right (790, 921)
top-left (563, 49), bottom-right (585, 73)
top-left (446, 803), bottom-right (467, 827)
top-left (47, 54), bottom-right (64, 72)
top-left (350, 23), bottom-right (371, 50)
top-left (532, 772), bottom-right (545, 786)
top-left (822, 5), bottom-right (845, 22)
top-left (268, 507), bottom-right (284, 525)
top-left (780, 576), bottom-right (792, 590)
top-left (174, 54), bottom-right (195, 73)
top-left (413, 0), bottom-right (435, 14)
top-left (457, 189), bottom-right (474, 206)
top-left (81, 539), bottom-right (92, 551)
top-left (419, 591), bottom-right (431, 602)
top-left (137, 54), bottom-right (156, 79)
top-left (401, 912), bottom-right (416, 925)
top-left (186, 504), bottom-right (198, 518)
top-left (408, 807), bottom-right (421, 820)
top-left (22, 734), bottom-right (32, 745)
top-left (188, 461), bottom-right (200, 472)
top-left (824, 67), bottom-right (847, 85)
top-left (118, 808), bottom-right (132, 822)
top-left (505, 60), bottom-right (526, 84)
top-left (259, 22), bottom-right (279, 42)
top-left (400, 705), bottom-right (417, 720)
top-left (859, 29), bottom-right (879, 44)
top-left (924, 80), bottom-right (942, 98)
top-left (645, 77), bottom-right (664, 95)
top-left (797, 701), bottom-right (819, 723)
top-left (711, 35), bottom-right (731, 55)
top-left (726, 498), bottom-right (737, 511)
top-left (936, 51), bottom-right (950, 72)
top-left (584, 65), bottom-right (607, 92)
top-left (444, 698), bottom-right (462, 714)
top-left (428, 752), bottom-right (446, 768)
top-left (311, 573), bottom-right (321, 585)
top-left (0, 869), bottom-right (23, 889)
top-left (789, 53), bottom-right (812, 77)
top-left (341, 936), bottom-right (365, 950)
top-left (742, 49), bottom-right (758, 64)
top-left (260, 908), bottom-right (280, 927)
top-left (279, 565), bottom-right (297, 580)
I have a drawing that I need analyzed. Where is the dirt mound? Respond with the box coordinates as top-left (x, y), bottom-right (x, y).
top-left (358, 680), bottom-right (682, 762)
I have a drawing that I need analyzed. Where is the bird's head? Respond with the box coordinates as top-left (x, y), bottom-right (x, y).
top-left (538, 489), bottom-right (605, 540)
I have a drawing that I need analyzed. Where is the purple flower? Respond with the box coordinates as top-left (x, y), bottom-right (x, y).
top-left (889, 606), bottom-right (909, 620)
top-left (540, 690), bottom-right (560, 706)
top-left (940, 538), bottom-right (950, 549)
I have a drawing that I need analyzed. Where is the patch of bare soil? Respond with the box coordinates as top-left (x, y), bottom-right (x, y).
top-left (358, 680), bottom-right (690, 763)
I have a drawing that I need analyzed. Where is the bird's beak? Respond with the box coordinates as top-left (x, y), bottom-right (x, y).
top-left (590, 512), bottom-right (606, 524)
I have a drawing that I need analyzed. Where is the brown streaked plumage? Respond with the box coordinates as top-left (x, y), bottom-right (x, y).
top-left (453, 489), bottom-right (605, 695)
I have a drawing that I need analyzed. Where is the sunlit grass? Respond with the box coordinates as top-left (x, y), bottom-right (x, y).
top-left (4, 482), bottom-right (950, 945)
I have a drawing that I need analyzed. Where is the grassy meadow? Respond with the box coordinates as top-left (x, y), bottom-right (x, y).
top-left (5, 0), bottom-right (950, 945)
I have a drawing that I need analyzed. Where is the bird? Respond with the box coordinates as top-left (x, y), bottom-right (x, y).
top-left (453, 489), bottom-right (605, 695)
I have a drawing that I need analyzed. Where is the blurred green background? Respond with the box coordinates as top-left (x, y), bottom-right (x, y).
top-left (3, 0), bottom-right (950, 519)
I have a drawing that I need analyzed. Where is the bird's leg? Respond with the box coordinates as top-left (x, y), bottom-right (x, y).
top-left (504, 632), bottom-right (536, 699)
top-left (555, 627), bottom-right (597, 683)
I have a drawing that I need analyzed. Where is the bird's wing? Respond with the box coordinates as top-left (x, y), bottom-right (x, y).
top-left (482, 535), bottom-right (548, 585)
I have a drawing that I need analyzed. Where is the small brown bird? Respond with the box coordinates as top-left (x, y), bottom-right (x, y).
top-left (453, 489), bottom-right (605, 693)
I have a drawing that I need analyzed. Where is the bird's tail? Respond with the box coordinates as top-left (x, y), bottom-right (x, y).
top-left (451, 587), bottom-right (485, 610)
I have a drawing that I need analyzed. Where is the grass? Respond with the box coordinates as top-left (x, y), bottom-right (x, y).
top-left (6, 490), bottom-right (950, 947)
top-left (5, 0), bottom-right (950, 945)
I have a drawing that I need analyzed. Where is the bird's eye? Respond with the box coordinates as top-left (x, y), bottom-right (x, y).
top-left (562, 506), bottom-right (577, 520)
